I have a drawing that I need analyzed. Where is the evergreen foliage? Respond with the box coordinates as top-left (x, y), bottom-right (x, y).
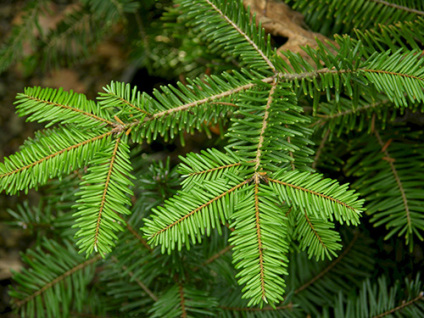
top-left (0, 0), bottom-right (139, 73)
top-left (322, 275), bottom-right (424, 318)
top-left (1, 0), bottom-right (424, 316)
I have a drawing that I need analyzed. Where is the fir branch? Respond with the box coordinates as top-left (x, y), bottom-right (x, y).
top-left (99, 81), bottom-right (151, 116)
top-left (0, 0), bottom-right (46, 73)
top-left (290, 0), bottom-right (422, 35)
top-left (86, 0), bottom-right (139, 21)
top-left (150, 79), bottom-right (272, 119)
top-left (74, 136), bottom-right (134, 255)
top-left (201, 245), bottom-right (233, 267)
top-left (45, 12), bottom-right (91, 50)
top-left (187, 162), bottom-right (243, 176)
top-left (10, 239), bottom-right (101, 317)
top-left (294, 209), bottom-right (342, 261)
top-left (372, 292), bottom-right (424, 318)
top-left (122, 74), bottom-right (276, 143)
top-left (149, 179), bottom-right (249, 239)
top-left (209, 101), bottom-right (239, 107)
top-left (0, 131), bottom-right (111, 179)
top-left (3, 0), bottom-right (397, 310)
top-left (18, 92), bottom-right (114, 126)
top-left (254, 183), bottom-right (266, 301)
top-left (149, 285), bottom-right (217, 317)
top-left (312, 98), bottom-right (391, 127)
top-left (254, 80), bottom-right (277, 171)
top-left (364, 68), bottom-right (423, 81)
top-left (15, 86), bottom-right (115, 131)
top-left (269, 178), bottom-right (358, 212)
top-left (278, 66), bottom-right (423, 85)
top-left (15, 255), bottom-right (101, 308)
top-left (204, 0), bottom-right (276, 72)
top-left (178, 0), bottom-right (274, 74)
top-left (327, 275), bottom-right (424, 317)
top-left (354, 17), bottom-right (424, 55)
top-left (108, 94), bottom-right (149, 115)
top-left (374, 129), bottom-right (411, 234)
top-left (219, 303), bottom-right (293, 311)
top-left (369, 0), bottom-right (424, 15)
top-left (111, 256), bottom-right (157, 301)
top-left (0, 128), bottom-right (112, 194)
top-left (93, 137), bottom-right (121, 249)
top-left (193, 245), bottom-right (234, 271)
top-left (124, 220), bottom-right (151, 251)
top-left (312, 128), bottom-right (330, 170)
top-left (230, 182), bottom-right (289, 306)
top-left (294, 232), bottom-right (358, 294)
top-left (278, 68), bottom-right (350, 81)
top-left (345, 129), bottom-right (424, 249)
top-left (286, 125), bottom-right (296, 170)
top-left (279, 43), bottom-right (424, 108)
top-left (178, 283), bottom-right (187, 318)
top-left (303, 211), bottom-right (325, 248)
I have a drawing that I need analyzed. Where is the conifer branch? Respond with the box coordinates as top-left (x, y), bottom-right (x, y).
top-left (124, 220), bottom-right (151, 251)
top-left (278, 68), bottom-right (349, 81)
top-left (178, 283), bottom-right (187, 318)
top-left (188, 162), bottom-right (243, 176)
top-left (204, 0), bottom-right (276, 72)
top-left (369, 0), bottom-right (424, 15)
top-left (0, 1), bottom-right (45, 73)
top-left (150, 78), bottom-right (274, 120)
top-left (372, 292), bottom-right (424, 318)
top-left (312, 128), bottom-right (330, 170)
top-left (254, 81), bottom-right (277, 171)
top-left (304, 210), bottom-right (326, 248)
top-left (313, 99), bottom-right (391, 127)
top-left (134, 11), bottom-right (150, 64)
top-left (220, 303), bottom-right (293, 311)
top-left (18, 93), bottom-right (114, 126)
top-left (14, 254), bottom-right (101, 308)
top-left (93, 137), bottom-right (122, 250)
top-left (45, 12), bottom-right (91, 50)
top-left (105, 93), bottom-right (150, 115)
top-left (254, 183), bottom-right (266, 300)
top-left (279, 67), bottom-right (424, 88)
top-left (6, 0), bottom-right (406, 311)
top-left (193, 245), bottom-right (234, 271)
top-left (74, 135), bottom-right (134, 255)
top-left (209, 101), bottom-right (239, 107)
top-left (268, 178), bottom-right (358, 212)
top-left (111, 256), bottom-right (158, 301)
top-left (295, 232), bottom-right (359, 294)
top-left (0, 131), bottom-right (112, 179)
top-left (150, 179), bottom-right (249, 239)
top-left (286, 124), bottom-right (296, 170)
top-left (364, 69), bottom-right (424, 81)
top-left (202, 245), bottom-right (233, 266)
top-left (374, 129), bottom-right (411, 233)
